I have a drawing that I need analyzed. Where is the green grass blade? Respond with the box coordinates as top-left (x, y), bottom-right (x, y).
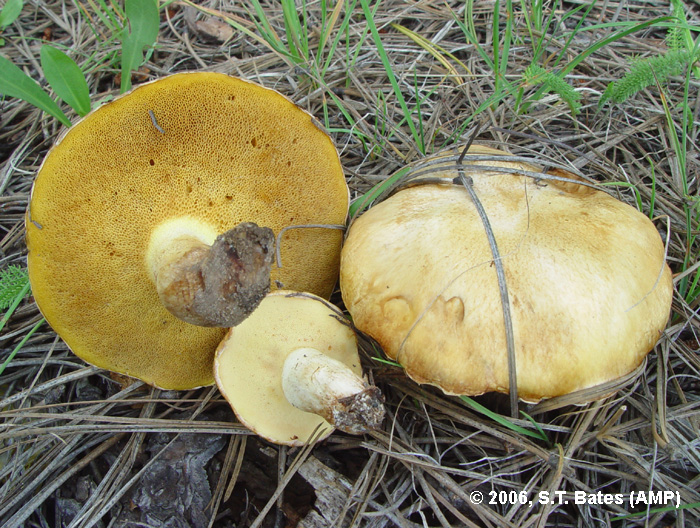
top-left (547, 1), bottom-right (595, 69)
top-left (599, 181), bottom-right (643, 212)
top-left (322, 0), bottom-right (360, 77)
top-left (120, 0), bottom-right (159, 93)
top-left (243, 0), bottom-right (301, 63)
top-left (0, 55), bottom-right (71, 126)
top-left (372, 356), bottom-right (403, 367)
top-left (348, 166), bottom-right (411, 219)
top-left (249, 0), bottom-right (283, 49)
top-left (487, 0), bottom-right (514, 96)
top-left (525, 15), bottom-right (672, 109)
top-left (282, 0), bottom-right (307, 62)
top-left (458, 0), bottom-right (494, 68)
top-left (321, 0), bottom-right (356, 76)
top-left (520, 410), bottom-right (549, 442)
top-left (0, 318), bottom-right (44, 376)
top-left (40, 45), bottom-right (91, 116)
top-left (611, 501), bottom-right (700, 521)
top-left (460, 396), bottom-right (548, 441)
top-left (0, 280), bottom-right (30, 334)
top-left (360, 0), bottom-right (422, 150)
top-left (0, 0), bottom-right (23, 28)
top-left (412, 71), bottom-right (425, 153)
top-left (561, 16), bottom-right (673, 77)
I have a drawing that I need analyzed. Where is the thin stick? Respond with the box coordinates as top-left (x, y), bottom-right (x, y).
top-left (275, 446), bottom-right (287, 528)
top-left (454, 129), bottom-right (519, 418)
top-left (249, 426), bottom-right (326, 528)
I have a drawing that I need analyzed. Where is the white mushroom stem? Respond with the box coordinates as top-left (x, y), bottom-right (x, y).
top-left (147, 220), bottom-right (275, 327)
top-left (282, 348), bottom-right (384, 434)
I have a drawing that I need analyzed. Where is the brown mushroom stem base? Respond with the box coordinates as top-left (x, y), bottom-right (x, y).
top-left (148, 221), bottom-right (275, 327)
top-left (282, 348), bottom-right (385, 434)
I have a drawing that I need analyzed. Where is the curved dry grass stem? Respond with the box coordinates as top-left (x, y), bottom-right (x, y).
top-left (452, 138), bottom-right (519, 418)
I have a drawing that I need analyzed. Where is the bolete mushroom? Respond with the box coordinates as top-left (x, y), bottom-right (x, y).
top-left (340, 144), bottom-right (673, 402)
top-left (214, 291), bottom-right (384, 445)
top-left (26, 72), bottom-right (348, 390)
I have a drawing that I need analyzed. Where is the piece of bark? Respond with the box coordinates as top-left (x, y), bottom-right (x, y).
top-left (114, 431), bottom-right (226, 528)
top-left (297, 456), bottom-right (353, 528)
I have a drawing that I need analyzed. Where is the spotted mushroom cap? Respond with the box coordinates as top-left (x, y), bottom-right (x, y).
top-left (26, 72), bottom-right (348, 390)
top-left (340, 145), bottom-right (673, 402)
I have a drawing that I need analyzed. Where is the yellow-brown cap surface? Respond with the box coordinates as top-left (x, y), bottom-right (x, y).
top-left (340, 145), bottom-right (672, 402)
top-left (26, 72), bottom-right (348, 390)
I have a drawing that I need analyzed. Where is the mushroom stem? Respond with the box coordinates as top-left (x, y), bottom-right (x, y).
top-left (148, 221), bottom-right (275, 327)
top-left (282, 348), bottom-right (384, 434)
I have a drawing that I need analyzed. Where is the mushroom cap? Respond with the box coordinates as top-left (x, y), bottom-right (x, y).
top-left (26, 72), bottom-right (348, 390)
top-left (213, 291), bottom-right (361, 446)
top-left (340, 145), bottom-right (673, 402)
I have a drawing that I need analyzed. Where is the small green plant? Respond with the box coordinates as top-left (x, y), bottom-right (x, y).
top-left (602, 51), bottom-right (696, 105)
top-left (0, 0), bottom-right (158, 124)
top-left (522, 64), bottom-right (582, 115)
top-left (0, 266), bottom-right (44, 376)
top-left (451, 0), bottom-right (588, 121)
top-left (0, 0), bottom-right (22, 46)
top-left (0, 265), bottom-right (30, 314)
top-left (602, 0), bottom-right (699, 104)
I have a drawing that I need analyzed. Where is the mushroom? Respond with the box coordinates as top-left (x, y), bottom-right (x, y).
top-left (214, 291), bottom-right (384, 445)
top-left (26, 72), bottom-right (348, 390)
top-left (340, 144), bottom-right (673, 402)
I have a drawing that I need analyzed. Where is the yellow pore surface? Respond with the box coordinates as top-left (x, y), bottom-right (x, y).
top-left (214, 291), bottom-right (360, 446)
top-left (26, 72), bottom-right (348, 390)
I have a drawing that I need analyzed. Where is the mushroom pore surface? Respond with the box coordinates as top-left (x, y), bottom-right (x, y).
top-left (26, 72), bottom-right (348, 389)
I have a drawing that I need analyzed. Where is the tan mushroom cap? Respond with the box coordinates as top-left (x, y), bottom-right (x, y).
top-left (26, 72), bottom-right (348, 390)
top-left (214, 291), bottom-right (363, 446)
top-left (340, 145), bottom-right (673, 402)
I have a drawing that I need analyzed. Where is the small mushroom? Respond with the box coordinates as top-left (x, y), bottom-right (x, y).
top-left (26, 72), bottom-right (348, 389)
top-left (340, 144), bottom-right (673, 402)
top-left (214, 291), bottom-right (384, 445)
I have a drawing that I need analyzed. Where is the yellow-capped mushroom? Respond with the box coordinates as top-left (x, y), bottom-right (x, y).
top-left (214, 291), bottom-right (384, 446)
top-left (26, 72), bottom-right (348, 389)
top-left (340, 145), bottom-right (672, 402)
